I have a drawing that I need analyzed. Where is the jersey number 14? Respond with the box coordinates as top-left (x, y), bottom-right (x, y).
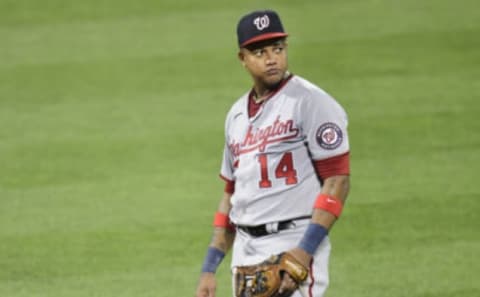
top-left (258, 152), bottom-right (298, 188)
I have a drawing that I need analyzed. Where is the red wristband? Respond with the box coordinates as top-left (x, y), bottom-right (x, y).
top-left (313, 194), bottom-right (344, 218)
top-left (213, 212), bottom-right (236, 232)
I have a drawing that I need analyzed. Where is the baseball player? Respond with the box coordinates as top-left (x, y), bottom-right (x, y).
top-left (195, 9), bottom-right (350, 297)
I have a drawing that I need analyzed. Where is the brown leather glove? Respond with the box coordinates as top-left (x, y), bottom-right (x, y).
top-left (234, 252), bottom-right (308, 297)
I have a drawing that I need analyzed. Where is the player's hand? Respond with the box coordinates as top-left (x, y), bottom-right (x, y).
top-left (195, 272), bottom-right (216, 297)
top-left (278, 272), bottom-right (298, 295)
top-left (278, 247), bottom-right (312, 294)
top-left (287, 247), bottom-right (312, 268)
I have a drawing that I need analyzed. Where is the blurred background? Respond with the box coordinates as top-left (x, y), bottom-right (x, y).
top-left (0, 0), bottom-right (478, 296)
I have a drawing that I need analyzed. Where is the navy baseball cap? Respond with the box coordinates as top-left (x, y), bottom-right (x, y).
top-left (236, 10), bottom-right (288, 48)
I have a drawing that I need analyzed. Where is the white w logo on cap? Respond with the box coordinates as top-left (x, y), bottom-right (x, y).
top-left (253, 15), bottom-right (270, 30)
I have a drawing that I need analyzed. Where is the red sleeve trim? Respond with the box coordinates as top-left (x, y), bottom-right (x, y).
top-left (314, 152), bottom-right (350, 180)
top-left (219, 174), bottom-right (235, 194)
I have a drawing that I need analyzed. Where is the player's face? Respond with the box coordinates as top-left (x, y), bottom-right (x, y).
top-left (239, 39), bottom-right (288, 89)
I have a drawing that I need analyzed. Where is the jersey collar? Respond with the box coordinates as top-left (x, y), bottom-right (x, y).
top-left (247, 73), bottom-right (294, 118)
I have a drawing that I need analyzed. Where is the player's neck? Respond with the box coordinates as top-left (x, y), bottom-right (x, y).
top-left (252, 88), bottom-right (272, 103)
top-left (253, 72), bottom-right (290, 103)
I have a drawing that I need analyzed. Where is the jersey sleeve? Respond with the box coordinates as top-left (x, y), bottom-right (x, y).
top-left (219, 124), bottom-right (236, 194)
top-left (220, 141), bottom-right (235, 182)
top-left (301, 89), bottom-right (350, 161)
top-left (219, 111), bottom-right (235, 183)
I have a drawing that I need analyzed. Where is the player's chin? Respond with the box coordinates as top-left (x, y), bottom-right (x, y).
top-left (263, 72), bottom-right (284, 87)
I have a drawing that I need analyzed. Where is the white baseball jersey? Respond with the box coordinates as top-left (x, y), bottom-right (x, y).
top-left (220, 75), bottom-right (349, 226)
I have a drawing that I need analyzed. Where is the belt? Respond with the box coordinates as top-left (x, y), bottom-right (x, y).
top-left (238, 216), bottom-right (311, 237)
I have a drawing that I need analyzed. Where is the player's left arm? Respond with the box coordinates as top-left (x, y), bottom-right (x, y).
top-left (279, 173), bottom-right (349, 294)
top-left (311, 173), bottom-right (350, 228)
top-left (288, 173), bottom-right (350, 267)
top-left (278, 172), bottom-right (349, 295)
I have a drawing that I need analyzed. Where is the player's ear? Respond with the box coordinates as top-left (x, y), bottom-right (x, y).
top-left (238, 51), bottom-right (246, 67)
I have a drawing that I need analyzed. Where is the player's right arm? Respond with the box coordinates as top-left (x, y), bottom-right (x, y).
top-left (195, 192), bottom-right (235, 297)
top-left (196, 108), bottom-right (238, 297)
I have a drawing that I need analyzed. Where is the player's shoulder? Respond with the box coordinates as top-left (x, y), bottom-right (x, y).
top-left (223, 91), bottom-right (249, 125)
top-left (289, 75), bottom-right (347, 115)
top-left (228, 92), bottom-right (248, 115)
top-left (288, 75), bottom-right (333, 102)
top-left (286, 75), bottom-right (346, 119)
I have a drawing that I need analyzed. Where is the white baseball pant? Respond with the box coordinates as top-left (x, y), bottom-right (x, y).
top-left (231, 218), bottom-right (331, 297)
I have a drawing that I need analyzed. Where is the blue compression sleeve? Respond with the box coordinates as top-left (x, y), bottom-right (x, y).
top-left (298, 223), bottom-right (328, 255)
top-left (201, 247), bottom-right (225, 273)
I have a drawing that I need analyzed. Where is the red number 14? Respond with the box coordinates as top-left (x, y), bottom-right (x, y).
top-left (258, 152), bottom-right (298, 188)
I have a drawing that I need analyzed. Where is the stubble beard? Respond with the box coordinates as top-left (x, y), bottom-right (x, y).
top-left (262, 69), bottom-right (288, 90)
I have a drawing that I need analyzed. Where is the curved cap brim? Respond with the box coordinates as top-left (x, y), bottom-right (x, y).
top-left (240, 32), bottom-right (288, 47)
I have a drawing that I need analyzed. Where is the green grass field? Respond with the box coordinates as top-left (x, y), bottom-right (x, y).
top-left (1, 0), bottom-right (479, 296)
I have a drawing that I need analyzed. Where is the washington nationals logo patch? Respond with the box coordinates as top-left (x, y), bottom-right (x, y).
top-left (253, 15), bottom-right (270, 30)
top-left (316, 122), bottom-right (343, 150)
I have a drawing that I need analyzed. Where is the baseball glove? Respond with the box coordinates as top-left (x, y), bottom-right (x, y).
top-left (234, 252), bottom-right (308, 297)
